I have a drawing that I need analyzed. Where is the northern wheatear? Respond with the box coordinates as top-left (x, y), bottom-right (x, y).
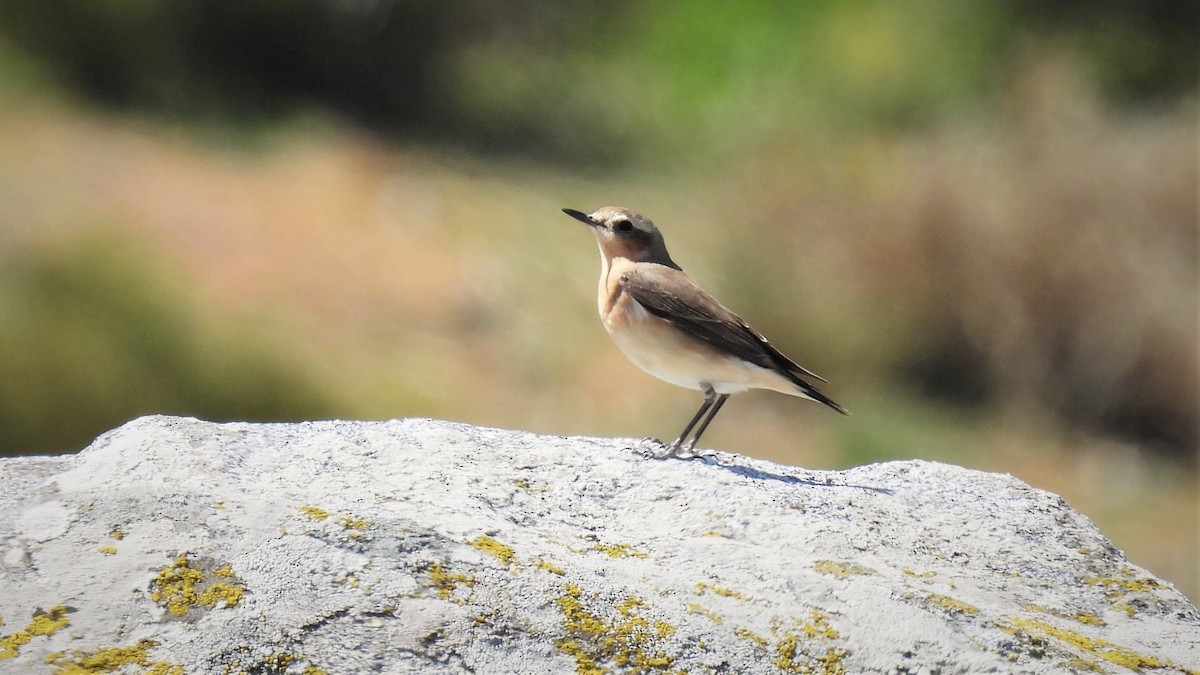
top-left (563, 206), bottom-right (848, 457)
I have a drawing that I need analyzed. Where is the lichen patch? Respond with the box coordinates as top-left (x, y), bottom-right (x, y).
top-left (0, 605), bottom-right (70, 661)
top-left (150, 553), bottom-right (245, 618)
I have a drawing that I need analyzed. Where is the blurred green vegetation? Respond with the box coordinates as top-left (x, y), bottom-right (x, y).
top-left (0, 1), bottom-right (1193, 163)
top-left (0, 0), bottom-right (1194, 597)
top-left (0, 234), bottom-right (338, 454)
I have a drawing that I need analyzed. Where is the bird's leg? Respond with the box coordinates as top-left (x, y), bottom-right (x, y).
top-left (666, 387), bottom-right (716, 457)
top-left (685, 393), bottom-right (729, 453)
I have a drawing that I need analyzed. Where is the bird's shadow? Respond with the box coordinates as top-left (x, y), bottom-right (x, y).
top-left (678, 450), bottom-right (893, 495)
top-left (633, 439), bottom-right (893, 495)
top-left (714, 461), bottom-right (893, 495)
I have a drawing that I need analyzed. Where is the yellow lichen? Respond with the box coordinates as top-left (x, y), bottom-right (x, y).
top-left (45, 639), bottom-right (183, 675)
top-left (224, 652), bottom-right (326, 675)
top-left (1001, 617), bottom-right (1187, 672)
top-left (812, 560), bottom-right (874, 578)
top-left (0, 606), bottom-right (70, 660)
top-left (198, 582), bottom-right (245, 610)
top-left (1025, 604), bottom-right (1107, 628)
top-left (695, 582), bottom-right (748, 600)
top-left (338, 515), bottom-right (371, 533)
top-left (554, 583), bottom-right (677, 674)
top-left (513, 479), bottom-right (551, 493)
top-left (471, 536), bottom-right (516, 565)
top-left (297, 506), bottom-right (370, 539)
top-left (1085, 571), bottom-right (1164, 596)
top-left (537, 560), bottom-right (566, 575)
top-left (686, 603), bottom-right (723, 624)
top-left (911, 592), bottom-right (978, 616)
top-left (1063, 657), bottom-right (1106, 673)
top-left (297, 505), bottom-right (331, 521)
top-left (772, 611), bottom-right (847, 675)
top-left (260, 652), bottom-right (295, 671)
top-left (591, 543), bottom-right (648, 559)
top-left (27, 607), bottom-right (70, 637)
top-left (428, 564), bottom-right (475, 601)
top-left (98, 546), bottom-right (118, 556)
top-left (1081, 569), bottom-right (1168, 619)
top-left (151, 553), bottom-right (245, 617)
top-left (110, 529), bottom-right (126, 540)
top-left (734, 628), bottom-right (769, 649)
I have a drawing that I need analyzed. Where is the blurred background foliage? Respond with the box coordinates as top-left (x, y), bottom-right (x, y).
top-left (0, 1), bottom-right (1194, 597)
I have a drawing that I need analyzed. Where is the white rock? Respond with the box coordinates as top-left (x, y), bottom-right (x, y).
top-left (0, 415), bottom-right (1195, 674)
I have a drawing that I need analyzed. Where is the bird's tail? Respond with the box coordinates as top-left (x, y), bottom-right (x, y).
top-left (787, 373), bottom-right (850, 416)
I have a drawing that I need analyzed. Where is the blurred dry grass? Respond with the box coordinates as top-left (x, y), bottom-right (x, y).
top-left (0, 58), bottom-right (1194, 600)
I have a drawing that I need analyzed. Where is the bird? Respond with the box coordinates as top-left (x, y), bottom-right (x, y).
top-left (562, 206), bottom-right (847, 457)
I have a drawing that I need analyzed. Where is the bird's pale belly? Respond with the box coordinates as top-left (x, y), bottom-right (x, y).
top-left (602, 296), bottom-right (797, 396)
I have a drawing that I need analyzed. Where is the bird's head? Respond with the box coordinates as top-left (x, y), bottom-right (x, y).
top-left (562, 206), bottom-right (678, 268)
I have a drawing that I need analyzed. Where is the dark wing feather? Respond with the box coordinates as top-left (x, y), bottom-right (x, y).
top-left (619, 265), bottom-right (848, 415)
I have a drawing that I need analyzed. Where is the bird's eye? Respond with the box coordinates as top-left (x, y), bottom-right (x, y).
top-left (614, 220), bottom-right (634, 233)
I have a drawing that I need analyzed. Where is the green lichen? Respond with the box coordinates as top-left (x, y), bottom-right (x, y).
top-left (591, 543), bottom-right (648, 559)
top-left (428, 563), bottom-right (475, 601)
top-left (471, 536), bottom-right (516, 565)
top-left (0, 606), bottom-right (70, 660)
top-left (554, 583), bottom-right (678, 674)
top-left (812, 560), bottom-right (874, 578)
top-left (45, 639), bottom-right (182, 675)
top-left (1000, 617), bottom-right (1192, 673)
top-left (150, 553), bottom-right (245, 618)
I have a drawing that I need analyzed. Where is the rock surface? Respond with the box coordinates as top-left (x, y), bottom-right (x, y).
top-left (0, 416), bottom-right (1196, 674)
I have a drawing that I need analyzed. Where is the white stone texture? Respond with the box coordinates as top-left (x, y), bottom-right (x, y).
top-left (0, 416), bottom-right (1196, 674)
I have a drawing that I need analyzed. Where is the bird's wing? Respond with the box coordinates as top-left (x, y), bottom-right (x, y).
top-left (618, 264), bottom-right (829, 384)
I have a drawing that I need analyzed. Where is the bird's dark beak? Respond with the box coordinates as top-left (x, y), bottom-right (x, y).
top-left (562, 208), bottom-right (598, 228)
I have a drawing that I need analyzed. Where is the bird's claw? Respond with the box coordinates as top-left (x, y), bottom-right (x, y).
top-left (633, 437), bottom-right (666, 459)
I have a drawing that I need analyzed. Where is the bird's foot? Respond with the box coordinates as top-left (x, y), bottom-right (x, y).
top-left (655, 442), bottom-right (705, 461)
top-left (633, 437), bottom-right (667, 459)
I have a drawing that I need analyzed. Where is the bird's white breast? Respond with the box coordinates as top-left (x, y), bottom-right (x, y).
top-left (598, 258), bottom-right (796, 395)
